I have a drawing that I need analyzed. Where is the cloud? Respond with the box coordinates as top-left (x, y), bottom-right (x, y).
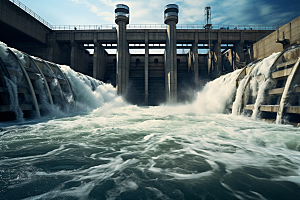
top-left (67, 0), bottom-right (296, 25)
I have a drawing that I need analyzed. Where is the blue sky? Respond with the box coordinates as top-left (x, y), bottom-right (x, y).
top-left (20, 0), bottom-right (299, 26)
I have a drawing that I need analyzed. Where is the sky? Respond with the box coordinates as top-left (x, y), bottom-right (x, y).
top-left (20, 0), bottom-right (300, 26)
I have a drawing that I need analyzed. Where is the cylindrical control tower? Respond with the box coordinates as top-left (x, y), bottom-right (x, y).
top-left (115, 4), bottom-right (129, 24)
top-left (164, 4), bottom-right (178, 103)
top-left (115, 4), bottom-right (129, 95)
top-left (164, 4), bottom-right (179, 24)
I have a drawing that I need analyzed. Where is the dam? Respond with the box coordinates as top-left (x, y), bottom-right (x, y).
top-left (1, 1), bottom-right (300, 199)
top-left (0, 0), bottom-right (275, 106)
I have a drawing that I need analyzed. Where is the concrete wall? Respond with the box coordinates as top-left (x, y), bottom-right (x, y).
top-left (253, 16), bottom-right (300, 61)
top-left (70, 44), bottom-right (90, 74)
top-left (104, 55), bottom-right (117, 86)
top-left (126, 55), bottom-right (145, 105)
top-left (0, 0), bottom-right (50, 44)
top-left (47, 33), bottom-right (70, 65)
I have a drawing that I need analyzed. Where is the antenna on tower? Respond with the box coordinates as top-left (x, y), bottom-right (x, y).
top-left (204, 5), bottom-right (212, 29)
top-left (204, 5), bottom-right (213, 74)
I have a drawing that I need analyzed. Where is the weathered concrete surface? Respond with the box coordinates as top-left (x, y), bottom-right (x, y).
top-left (55, 29), bottom-right (269, 44)
top-left (0, 0), bottom-right (50, 45)
top-left (93, 41), bottom-right (107, 81)
top-left (253, 16), bottom-right (300, 60)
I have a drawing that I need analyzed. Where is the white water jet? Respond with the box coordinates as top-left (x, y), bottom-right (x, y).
top-left (59, 65), bottom-right (126, 112)
top-left (4, 76), bottom-right (23, 120)
top-left (231, 52), bottom-right (280, 118)
top-left (190, 69), bottom-right (241, 115)
top-left (250, 52), bottom-right (280, 119)
top-left (0, 41), bottom-right (9, 60)
top-left (232, 78), bottom-right (247, 115)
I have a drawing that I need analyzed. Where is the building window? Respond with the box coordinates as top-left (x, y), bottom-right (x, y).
top-left (154, 58), bottom-right (158, 63)
top-left (177, 59), bottom-right (180, 63)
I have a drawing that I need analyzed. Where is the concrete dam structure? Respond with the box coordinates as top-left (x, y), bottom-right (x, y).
top-left (1, 0), bottom-right (300, 125)
top-left (0, 0), bottom-right (275, 106)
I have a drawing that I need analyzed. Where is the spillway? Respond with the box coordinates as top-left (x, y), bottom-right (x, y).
top-left (0, 41), bottom-right (122, 122)
top-left (1, 41), bottom-right (300, 199)
top-left (229, 44), bottom-right (300, 126)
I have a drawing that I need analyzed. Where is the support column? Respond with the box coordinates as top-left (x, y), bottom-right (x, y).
top-left (235, 40), bottom-right (245, 62)
top-left (115, 4), bottom-right (129, 95)
top-left (70, 39), bottom-right (89, 74)
top-left (164, 4), bottom-right (178, 104)
top-left (93, 38), bottom-right (107, 80)
top-left (145, 30), bottom-right (149, 105)
top-left (233, 32), bottom-right (245, 69)
top-left (192, 30), bottom-right (199, 86)
top-left (70, 34), bottom-right (78, 72)
top-left (207, 28), bottom-right (212, 76)
top-left (47, 32), bottom-right (58, 63)
top-left (212, 31), bottom-right (222, 78)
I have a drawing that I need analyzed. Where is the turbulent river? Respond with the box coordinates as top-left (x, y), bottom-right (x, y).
top-left (1, 62), bottom-right (300, 200)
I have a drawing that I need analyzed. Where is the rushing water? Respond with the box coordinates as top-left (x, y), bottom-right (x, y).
top-left (1, 58), bottom-right (300, 200)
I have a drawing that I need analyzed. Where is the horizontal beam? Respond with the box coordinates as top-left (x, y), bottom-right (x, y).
top-left (267, 87), bottom-right (284, 95)
top-left (272, 68), bottom-right (293, 79)
top-left (276, 59), bottom-right (297, 70)
top-left (244, 104), bottom-right (300, 114)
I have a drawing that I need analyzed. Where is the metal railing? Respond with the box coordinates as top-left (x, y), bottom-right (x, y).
top-left (8, 0), bottom-right (53, 29)
top-left (52, 24), bottom-right (277, 30)
top-left (206, 24), bottom-right (276, 30)
top-left (53, 25), bottom-right (117, 30)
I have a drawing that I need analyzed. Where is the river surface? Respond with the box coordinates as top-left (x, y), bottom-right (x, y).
top-left (1, 57), bottom-right (300, 199)
top-left (1, 103), bottom-right (300, 200)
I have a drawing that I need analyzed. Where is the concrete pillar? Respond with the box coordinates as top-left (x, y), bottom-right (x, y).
top-left (233, 40), bottom-right (245, 70)
top-left (93, 40), bottom-right (107, 81)
top-left (126, 47), bottom-right (130, 91)
top-left (192, 30), bottom-right (199, 85)
top-left (164, 4), bottom-right (179, 103)
top-left (70, 34), bottom-right (78, 72)
top-left (70, 33), bottom-right (90, 74)
top-left (234, 40), bottom-right (245, 62)
top-left (207, 28), bottom-right (212, 76)
top-left (145, 30), bottom-right (149, 105)
top-left (115, 4), bottom-right (129, 95)
top-left (211, 31), bottom-right (222, 78)
top-left (47, 32), bottom-right (58, 62)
